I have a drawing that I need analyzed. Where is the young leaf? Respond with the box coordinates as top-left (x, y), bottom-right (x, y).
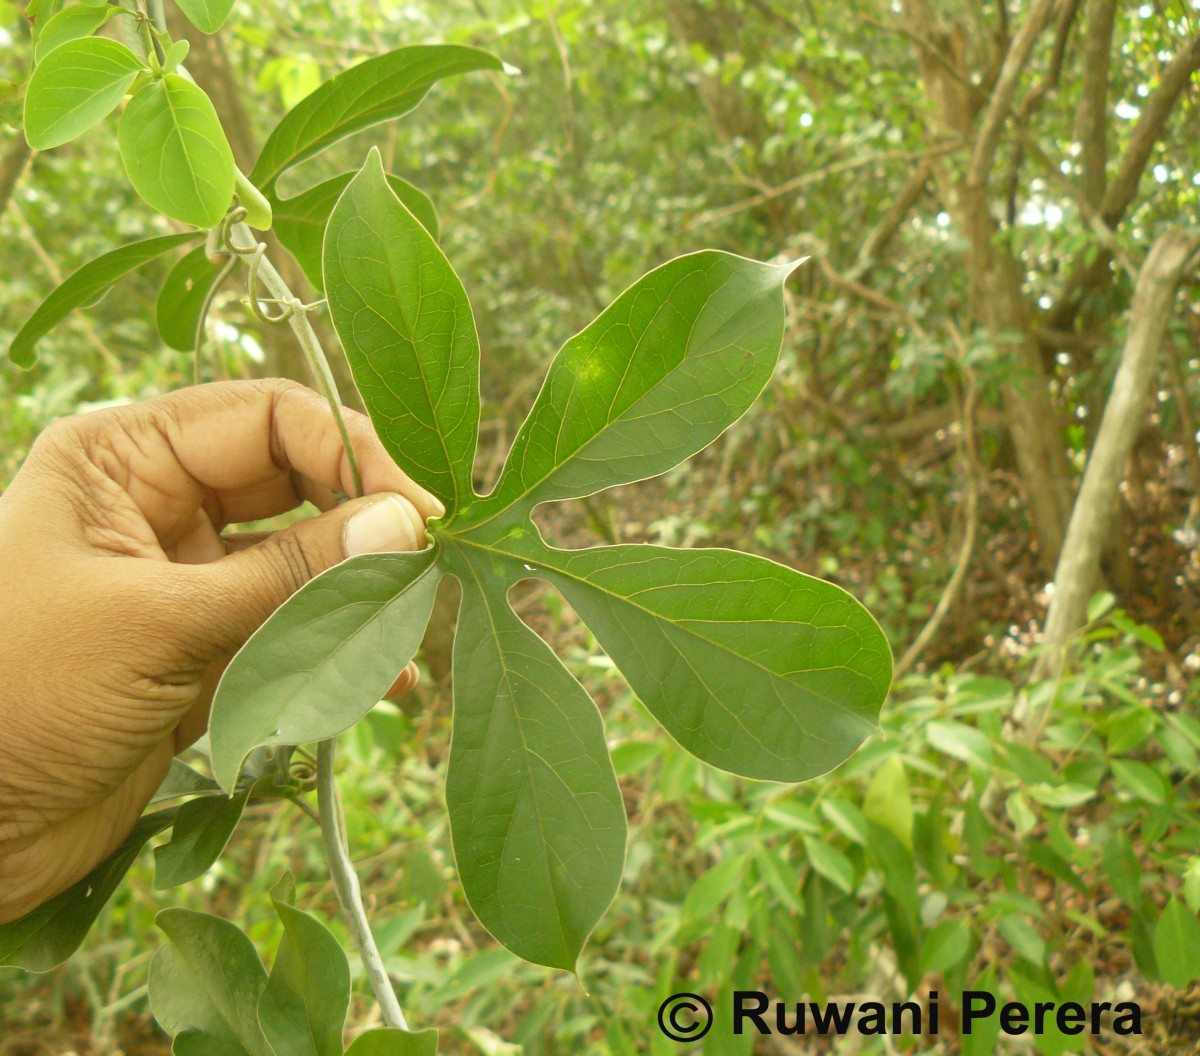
top-left (251, 44), bottom-right (504, 191)
top-left (156, 245), bottom-right (227, 351)
top-left (462, 253), bottom-right (801, 536)
top-left (443, 545), bottom-right (627, 972)
top-left (512, 539), bottom-right (888, 781)
top-left (174, 0), bottom-right (235, 34)
top-left (343, 1028), bottom-right (440, 1056)
top-left (258, 892), bottom-right (351, 1056)
top-left (151, 758), bottom-right (222, 804)
top-left (209, 550), bottom-right (441, 791)
top-left (324, 150), bottom-right (478, 517)
top-left (150, 909), bottom-right (270, 1056)
top-left (32, 3), bottom-right (109, 63)
top-left (153, 790), bottom-right (249, 889)
top-left (1154, 898), bottom-right (1200, 988)
top-left (23, 37), bottom-right (144, 149)
top-left (274, 170), bottom-right (438, 291)
top-left (9, 232), bottom-right (199, 367)
top-left (0, 810), bottom-right (176, 971)
top-left (119, 75), bottom-right (236, 228)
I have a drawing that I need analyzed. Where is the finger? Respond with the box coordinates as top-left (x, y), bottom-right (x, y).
top-left (53, 379), bottom-right (443, 546)
top-left (180, 492), bottom-right (427, 657)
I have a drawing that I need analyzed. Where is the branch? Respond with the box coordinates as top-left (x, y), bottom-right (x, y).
top-left (1016, 0), bottom-right (1081, 125)
top-left (317, 740), bottom-right (410, 1030)
top-left (967, 0), bottom-right (1057, 188)
top-left (0, 136), bottom-right (31, 216)
top-left (1102, 32), bottom-right (1200, 225)
top-left (850, 158), bottom-right (935, 279)
top-left (1072, 0), bottom-right (1118, 210)
top-left (894, 359), bottom-right (980, 677)
top-left (686, 144), bottom-right (957, 230)
top-left (1034, 229), bottom-right (1197, 682)
top-left (1045, 32), bottom-right (1200, 328)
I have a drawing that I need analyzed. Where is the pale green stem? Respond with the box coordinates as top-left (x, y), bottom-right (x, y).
top-left (226, 221), bottom-right (363, 496)
top-left (146, 0), bottom-right (167, 33)
top-left (316, 740), bottom-right (410, 1030)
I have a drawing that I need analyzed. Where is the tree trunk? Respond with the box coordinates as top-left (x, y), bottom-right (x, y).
top-left (903, 0), bottom-right (1075, 567)
top-left (1037, 230), bottom-right (1196, 673)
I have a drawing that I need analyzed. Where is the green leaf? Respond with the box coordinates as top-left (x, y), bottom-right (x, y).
top-left (461, 253), bottom-right (801, 536)
top-left (925, 719), bottom-right (993, 769)
top-left (862, 754), bottom-right (913, 849)
top-left (209, 550), bottom-right (441, 790)
top-left (1154, 898), bottom-right (1200, 988)
top-left (443, 544), bottom-right (626, 971)
top-left (324, 150), bottom-right (478, 517)
top-left (174, 0), bottom-right (235, 34)
top-left (258, 892), bottom-right (350, 1056)
top-left (173, 1030), bottom-right (251, 1056)
top-left (156, 245), bottom-right (226, 351)
top-left (514, 538), bottom-right (888, 781)
top-left (0, 79), bottom-right (25, 129)
top-left (251, 44), bottom-right (504, 191)
top-left (33, 4), bottom-right (110, 63)
top-left (9, 232), bottom-right (199, 367)
top-left (274, 170), bottom-right (438, 291)
top-left (119, 75), bottom-right (236, 228)
top-left (920, 918), bottom-right (973, 975)
top-left (1110, 758), bottom-right (1169, 805)
top-left (802, 835), bottom-right (855, 893)
top-left (150, 909), bottom-right (270, 1055)
top-left (151, 758), bottom-right (222, 804)
top-left (154, 790), bottom-right (249, 889)
top-left (343, 1028), bottom-right (440, 1056)
top-left (0, 810), bottom-right (175, 971)
top-left (23, 37), bottom-right (144, 149)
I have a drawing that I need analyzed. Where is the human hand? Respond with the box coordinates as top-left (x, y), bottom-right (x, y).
top-left (0, 379), bottom-right (443, 923)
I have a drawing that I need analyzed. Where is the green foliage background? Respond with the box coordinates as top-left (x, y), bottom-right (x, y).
top-left (2, 0), bottom-right (1200, 1053)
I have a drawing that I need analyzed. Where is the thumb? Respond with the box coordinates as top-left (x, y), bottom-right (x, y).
top-left (190, 493), bottom-right (427, 656)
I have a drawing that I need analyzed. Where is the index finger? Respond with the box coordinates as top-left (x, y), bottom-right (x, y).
top-left (72, 379), bottom-right (445, 541)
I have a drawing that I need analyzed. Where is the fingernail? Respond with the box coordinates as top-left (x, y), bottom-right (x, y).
top-left (345, 495), bottom-right (420, 556)
top-left (430, 496), bottom-right (446, 518)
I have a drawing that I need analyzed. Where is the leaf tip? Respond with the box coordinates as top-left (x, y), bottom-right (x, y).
top-left (9, 344), bottom-right (35, 369)
top-left (777, 255), bottom-right (809, 278)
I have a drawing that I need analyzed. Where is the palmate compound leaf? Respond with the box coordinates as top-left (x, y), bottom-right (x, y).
top-left (440, 542), bottom-right (627, 972)
top-left (203, 148), bottom-right (889, 974)
top-left (23, 36), bottom-right (144, 150)
top-left (118, 75), bottom-right (236, 229)
top-left (498, 532), bottom-right (890, 782)
top-left (457, 251), bottom-right (803, 539)
top-left (0, 809), bottom-right (176, 971)
top-left (323, 149), bottom-right (479, 518)
top-left (157, 245), bottom-right (228, 352)
top-left (258, 883), bottom-right (351, 1056)
top-left (343, 1029), bottom-right (440, 1056)
top-left (274, 170), bottom-right (438, 292)
top-left (251, 45), bottom-right (506, 193)
top-left (174, 0), bottom-right (236, 34)
top-left (32, 3), bottom-right (110, 64)
top-left (149, 909), bottom-right (270, 1056)
top-left (9, 232), bottom-right (200, 367)
top-left (153, 789), bottom-right (249, 889)
top-left (209, 549), bottom-right (440, 791)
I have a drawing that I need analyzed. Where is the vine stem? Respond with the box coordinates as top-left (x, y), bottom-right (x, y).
top-left (316, 739), bottom-right (410, 1030)
top-left (226, 221), bottom-right (363, 496)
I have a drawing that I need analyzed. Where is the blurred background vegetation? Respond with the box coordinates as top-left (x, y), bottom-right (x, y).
top-left (2, 0), bottom-right (1200, 1053)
